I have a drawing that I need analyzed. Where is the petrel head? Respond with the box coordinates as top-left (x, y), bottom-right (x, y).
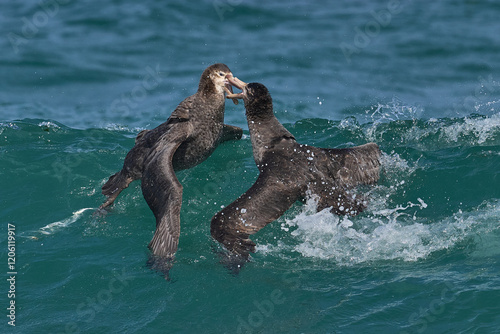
top-left (200, 63), bottom-right (239, 105)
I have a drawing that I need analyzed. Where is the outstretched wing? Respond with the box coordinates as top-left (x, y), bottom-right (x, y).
top-left (141, 124), bottom-right (190, 258)
top-left (211, 171), bottom-right (301, 259)
top-left (328, 142), bottom-right (381, 188)
top-left (220, 124), bottom-right (243, 142)
top-left (313, 142), bottom-right (381, 215)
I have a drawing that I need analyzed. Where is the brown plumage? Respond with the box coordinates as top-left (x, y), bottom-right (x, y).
top-left (100, 63), bottom-right (243, 260)
top-left (211, 82), bottom-right (381, 260)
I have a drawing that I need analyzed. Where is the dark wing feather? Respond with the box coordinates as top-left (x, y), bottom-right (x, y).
top-left (168, 95), bottom-right (192, 122)
top-left (220, 124), bottom-right (243, 142)
top-left (141, 125), bottom-right (190, 258)
top-left (100, 96), bottom-right (194, 210)
top-left (211, 171), bottom-right (301, 258)
top-left (313, 142), bottom-right (381, 215)
top-left (327, 142), bottom-right (381, 188)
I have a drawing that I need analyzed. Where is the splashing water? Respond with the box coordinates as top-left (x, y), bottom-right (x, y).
top-left (365, 98), bottom-right (424, 125)
top-left (256, 151), bottom-right (499, 265)
top-left (440, 113), bottom-right (500, 145)
top-left (260, 196), bottom-right (499, 266)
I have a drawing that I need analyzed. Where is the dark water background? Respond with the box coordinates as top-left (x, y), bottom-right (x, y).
top-left (1, 0), bottom-right (500, 333)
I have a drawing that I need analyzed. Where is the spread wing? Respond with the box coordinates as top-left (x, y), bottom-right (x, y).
top-left (313, 142), bottom-right (381, 215)
top-left (220, 124), bottom-right (243, 142)
top-left (141, 121), bottom-right (191, 259)
top-left (211, 170), bottom-right (301, 259)
top-left (327, 142), bottom-right (381, 188)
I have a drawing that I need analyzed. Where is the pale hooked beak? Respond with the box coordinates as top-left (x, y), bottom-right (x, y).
top-left (224, 74), bottom-right (239, 105)
top-left (225, 74), bottom-right (248, 101)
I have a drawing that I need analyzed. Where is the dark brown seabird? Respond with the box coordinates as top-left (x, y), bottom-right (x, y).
top-left (211, 80), bottom-right (381, 261)
top-left (100, 63), bottom-right (243, 261)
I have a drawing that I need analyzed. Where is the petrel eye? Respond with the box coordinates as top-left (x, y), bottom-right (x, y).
top-left (218, 72), bottom-right (225, 77)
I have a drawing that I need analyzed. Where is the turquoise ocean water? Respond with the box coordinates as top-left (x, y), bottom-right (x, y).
top-left (1, 0), bottom-right (500, 333)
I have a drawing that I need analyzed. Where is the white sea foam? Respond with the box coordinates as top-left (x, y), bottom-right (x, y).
top-left (256, 197), bottom-right (500, 265)
top-left (440, 113), bottom-right (500, 145)
top-left (0, 122), bottom-right (19, 135)
top-left (29, 208), bottom-right (94, 238)
top-left (38, 121), bottom-right (61, 130)
top-left (365, 104), bottom-right (500, 148)
top-left (103, 123), bottom-right (147, 135)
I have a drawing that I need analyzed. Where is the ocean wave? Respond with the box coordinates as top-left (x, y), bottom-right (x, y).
top-left (438, 112), bottom-right (500, 145)
top-left (4, 111), bottom-right (499, 149)
top-left (256, 196), bottom-right (499, 265)
top-left (363, 107), bottom-right (500, 150)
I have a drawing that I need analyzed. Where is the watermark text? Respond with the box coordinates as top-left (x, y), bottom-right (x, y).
top-left (7, 223), bottom-right (17, 327)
